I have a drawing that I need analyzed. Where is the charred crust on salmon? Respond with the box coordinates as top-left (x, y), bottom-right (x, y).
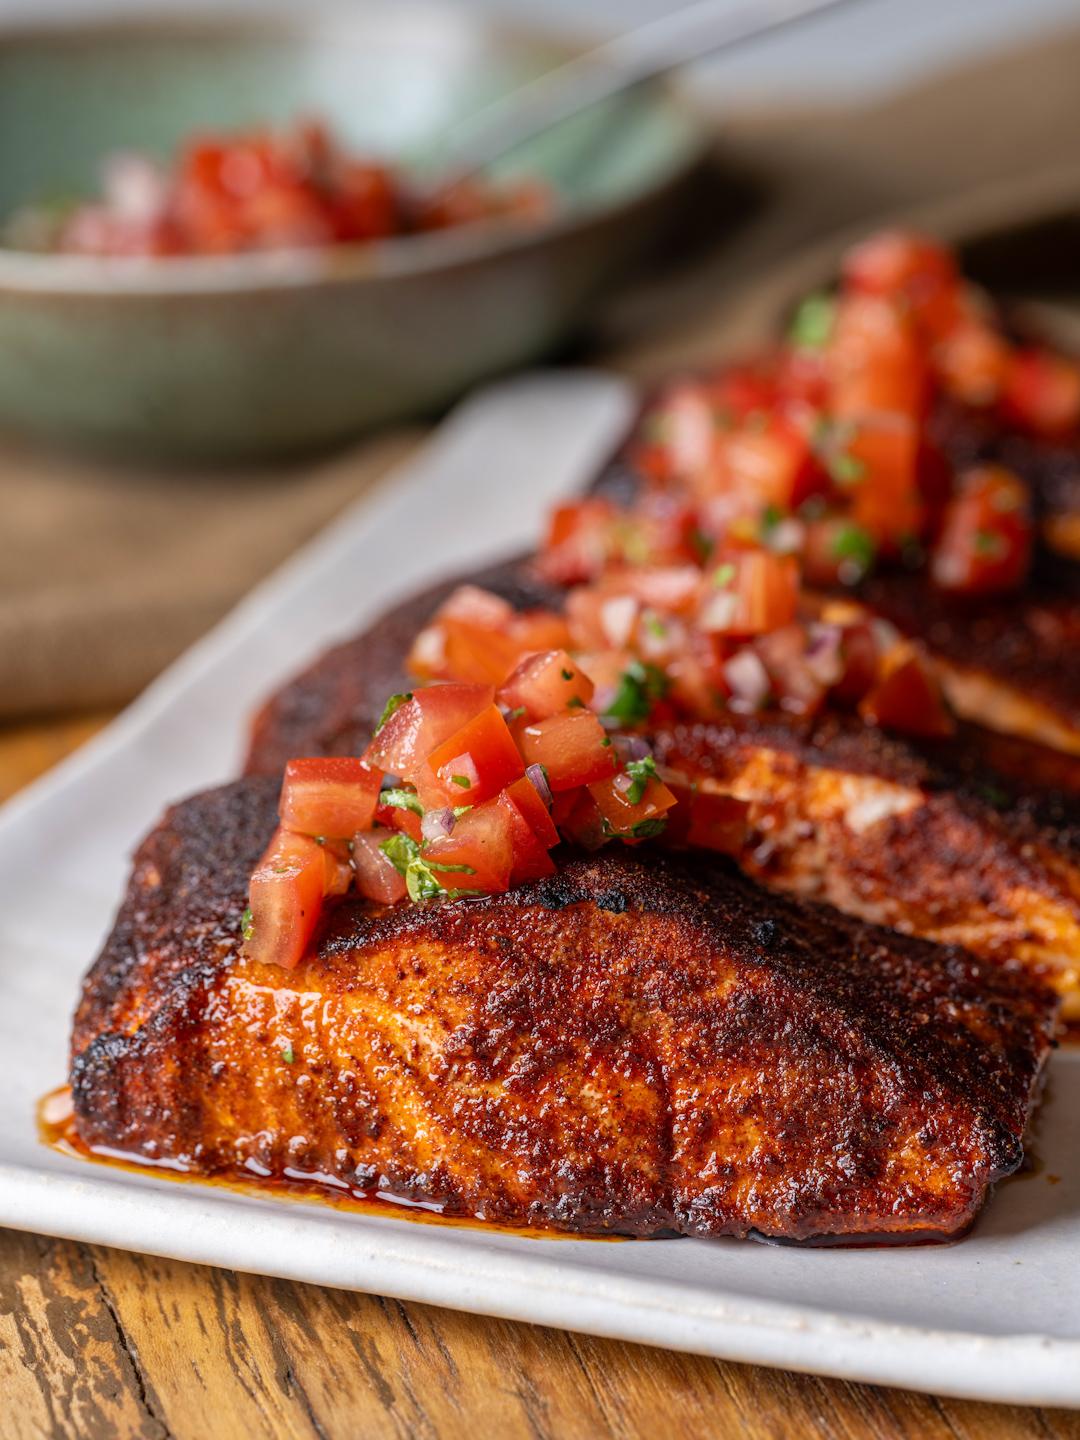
top-left (70, 777), bottom-right (1057, 1242)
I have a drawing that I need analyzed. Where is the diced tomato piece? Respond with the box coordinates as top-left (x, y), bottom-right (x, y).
top-left (437, 585), bottom-right (516, 629)
top-left (496, 790), bottom-right (557, 884)
top-left (407, 587), bottom-right (524, 683)
top-left (551, 788), bottom-right (608, 850)
top-left (859, 644), bottom-right (955, 738)
top-left (1002, 348), bottom-right (1080, 436)
top-left (563, 586), bottom-right (610, 651)
top-left (714, 419), bottom-right (813, 512)
top-left (698, 552), bottom-right (799, 637)
top-left (664, 781), bottom-right (749, 855)
top-left (930, 465), bottom-right (1033, 595)
top-left (502, 775), bottom-right (560, 848)
top-left (497, 649), bottom-right (595, 721)
top-left (321, 841), bottom-right (355, 897)
top-left (375, 796), bottom-right (423, 843)
top-left (364, 685), bottom-right (493, 779)
top-left (842, 231), bottom-right (957, 304)
top-left (659, 383), bottom-right (720, 475)
top-left (437, 619), bottom-right (525, 686)
top-left (598, 565), bottom-right (703, 615)
top-left (421, 704), bottom-right (525, 807)
top-left (712, 368), bottom-right (780, 421)
top-left (587, 770), bottom-right (677, 839)
top-left (244, 827), bottom-right (328, 969)
top-left (933, 323), bottom-right (1011, 407)
top-left (423, 801), bottom-right (514, 894)
top-left (517, 712), bottom-right (617, 791)
top-left (754, 626), bottom-right (826, 717)
top-left (845, 415), bottom-right (924, 546)
top-left (665, 642), bottom-right (726, 719)
top-left (511, 610), bottom-right (574, 654)
top-left (827, 295), bottom-right (928, 420)
top-left (279, 757), bottom-right (382, 838)
top-left (540, 499), bottom-right (617, 584)
top-left (830, 621), bottom-right (881, 705)
top-left (351, 828), bottom-right (407, 905)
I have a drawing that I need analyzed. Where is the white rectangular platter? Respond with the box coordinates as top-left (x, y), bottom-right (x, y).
top-left (0, 373), bottom-right (1077, 1407)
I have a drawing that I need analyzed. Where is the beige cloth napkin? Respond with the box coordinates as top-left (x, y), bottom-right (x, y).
top-left (3, 26), bottom-right (1080, 719)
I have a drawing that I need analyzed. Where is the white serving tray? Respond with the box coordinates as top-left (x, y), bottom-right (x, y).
top-left (0, 374), bottom-right (1077, 1407)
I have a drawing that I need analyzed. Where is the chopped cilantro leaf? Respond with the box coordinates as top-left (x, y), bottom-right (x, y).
top-left (561, 668), bottom-right (575, 682)
top-left (567, 696), bottom-right (585, 709)
top-left (624, 754), bottom-right (658, 805)
top-left (689, 527), bottom-right (715, 563)
top-left (760, 503), bottom-right (784, 535)
top-left (281, 1043), bottom-right (295, 1064)
top-left (788, 292), bottom-right (836, 349)
top-left (712, 562), bottom-right (736, 588)
top-left (380, 786), bottom-right (424, 816)
top-left (604, 661), bottom-right (670, 726)
top-left (641, 411), bottom-right (672, 444)
top-left (644, 613), bottom-right (667, 640)
top-left (241, 906), bottom-right (254, 942)
top-left (380, 832), bottom-right (420, 876)
top-left (451, 774), bottom-right (472, 789)
top-left (375, 691), bottom-right (412, 733)
top-left (831, 523), bottom-right (876, 576)
top-left (828, 452), bottom-right (867, 487)
top-left (631, 818), bottom-right (667, 839)
top-left (505, 706), bottom-right (526, 722)
top-left (405, 864), bottom-right (443, 902)
top-left (379, 832), bottom-right (474, 903)
top-left (974, 529), bottom-right (1006, 558)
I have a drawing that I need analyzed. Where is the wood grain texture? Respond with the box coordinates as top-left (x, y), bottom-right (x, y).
top-left (1, 715), bottom-right (1077, 1439)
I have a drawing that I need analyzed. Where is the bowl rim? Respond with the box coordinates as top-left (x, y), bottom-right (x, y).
top-left (0, 3), bottom-right (711, 298)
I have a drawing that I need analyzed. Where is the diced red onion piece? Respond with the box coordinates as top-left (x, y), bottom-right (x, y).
top-left (421, 807), bottom-right (456, 841)
top-left (805, 623), bottom-right (844, 686)
top-left (525, 762), bottom-right (553, 808)
top-left (612, 734), bottom-right (652, 763)
top-left (768, 518), bottom-right (805, 555)
top-left (871, 618), bottom-right (902, 655)
top-left (600, 595), bottom-right (638, 648)
top-left (699, 591), bottom-right (740, 633)
top-left (723, 649), bottom-right (771, 710)
top-left (103, 152), bottom-right (168, 222)
top-left (410, 625), bottom-right (446, 673)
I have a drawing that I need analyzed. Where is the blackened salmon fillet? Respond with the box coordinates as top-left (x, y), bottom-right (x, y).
top-left (70, 776), bottom-right (1057, 1242)
top-left (243, 557), bottom-right (1080, 1015)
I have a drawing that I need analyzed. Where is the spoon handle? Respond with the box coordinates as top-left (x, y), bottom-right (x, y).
top-left (441, 0), bottom-right (862, 181)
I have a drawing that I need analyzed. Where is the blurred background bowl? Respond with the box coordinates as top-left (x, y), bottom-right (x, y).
top-left (0, 5), bottom-right (710, 461)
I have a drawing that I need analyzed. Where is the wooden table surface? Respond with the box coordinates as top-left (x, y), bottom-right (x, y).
top-left (1, 715), bottom-right (1075, 1440)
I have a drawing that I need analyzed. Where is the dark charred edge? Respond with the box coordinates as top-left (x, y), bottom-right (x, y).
top-left (71, 959), bottom-right (221, 1163)
top-left (70, 775), bottom-right (281, 1057)
top-left (928, 393), bottom-right (1080, 531)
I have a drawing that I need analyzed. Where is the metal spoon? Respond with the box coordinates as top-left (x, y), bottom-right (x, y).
top-left (436, 0), bottom-right (864, 184)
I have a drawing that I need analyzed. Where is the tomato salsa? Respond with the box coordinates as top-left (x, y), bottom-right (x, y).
top-left (243, 229), bottom-right (1077, 966)
top-left (5, 118), bottom-right (550, 259)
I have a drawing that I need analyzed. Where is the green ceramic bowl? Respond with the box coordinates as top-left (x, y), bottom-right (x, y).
top-left (0, 7), bottom-right (709, 460)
